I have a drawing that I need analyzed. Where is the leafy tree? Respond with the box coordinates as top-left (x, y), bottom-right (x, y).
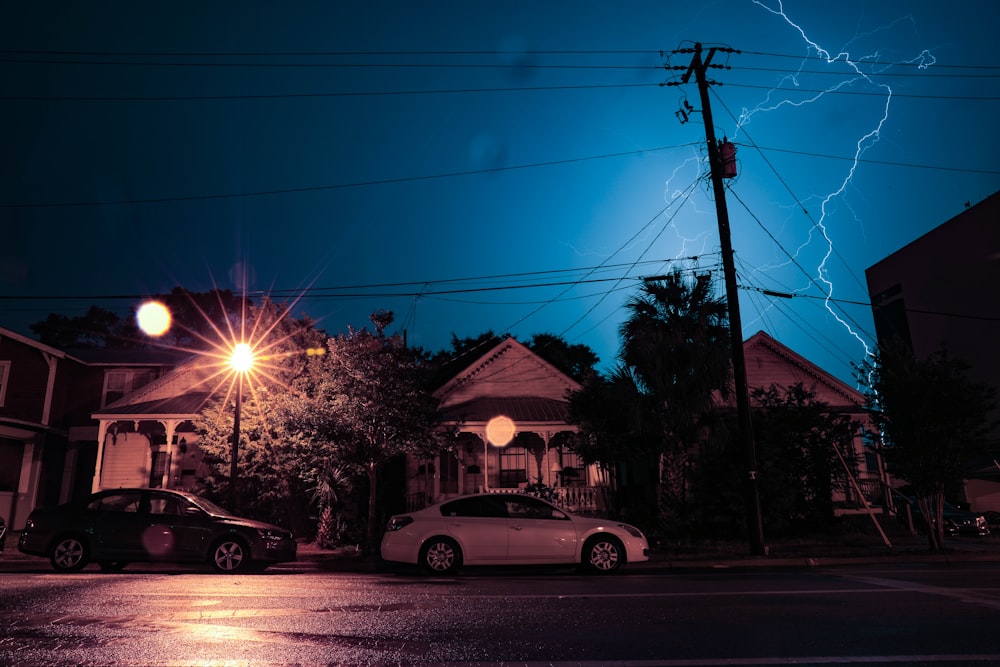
top-left (288, 311), bottom-right (452, 551)
top-left (526, 332), bottom-right (600, 383)
top-left (567, 365), bottom-right (662, 527)
top-left (29, 288), bottom-right (254, 351)
top-left (689, 384), bottom-right (861, 539)
top-left (424, 331), bottom-right (505, 387)
top-left (31, 305), bottom-right (143, 348)
top-left (617, 271), bottom-right (732, 532)
top-left (147, 287), bottom-right (251, 351)
top-left (859, 339), bottom-right (997, 550)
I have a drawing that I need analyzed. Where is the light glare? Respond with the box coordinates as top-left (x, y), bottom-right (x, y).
top-left (231, 343), bottom-right (254, 372)
top-left (486, 415), bottom-right (516, 447)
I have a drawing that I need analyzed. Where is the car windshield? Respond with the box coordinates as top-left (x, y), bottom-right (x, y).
top-left (185, 495), bottom-right (233, 516)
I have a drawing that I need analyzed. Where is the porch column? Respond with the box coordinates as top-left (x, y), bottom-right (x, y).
top-left (158, 420), bottom-right (180, 489)
top-left (92, 421), bottom-right (109, 492)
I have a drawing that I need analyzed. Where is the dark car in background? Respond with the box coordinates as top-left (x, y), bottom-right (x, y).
top-left (898, 496), bottom-right (990, 537)
top-left (18, 488), bottom-right (296, 573)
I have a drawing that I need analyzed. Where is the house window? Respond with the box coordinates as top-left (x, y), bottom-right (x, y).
top-left (102, 369), bottom-right (158, 407)
top-left (498, 446), bottom-right (527, 488)
top-left (0, 361), bottom-right (10, 407)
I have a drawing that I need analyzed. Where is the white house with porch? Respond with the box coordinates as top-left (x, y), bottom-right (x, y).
top-left (408, 337), bottom-right (608, 514)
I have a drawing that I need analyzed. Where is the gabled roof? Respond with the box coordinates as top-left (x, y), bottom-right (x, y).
top-left (93, 354), bottom-right (231, 420)
top-left (0, 326), bottom-right (72, 360)
top-left (743, 330), bottom-right (863, 408)
top-left (434, 337), bottom-right (581, 426)
top-left (434, 337), bottom-right (581, 403)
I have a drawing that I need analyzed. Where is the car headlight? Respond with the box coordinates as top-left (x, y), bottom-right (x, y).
top-left (386, 516), bottom-right (414, 532)
top-left (257, 528), bottom-right (289, 540)
top-left (618, 524), bottom-right (645, 539)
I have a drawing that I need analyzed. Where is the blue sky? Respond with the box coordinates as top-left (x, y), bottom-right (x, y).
top-left (2, 1), bottom-right (998, 384)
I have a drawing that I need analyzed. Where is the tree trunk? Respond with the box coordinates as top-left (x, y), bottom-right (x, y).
top-left (918, 493), bottom-right (945, 551)
top-left (366, 463), bottom-right (378, 554)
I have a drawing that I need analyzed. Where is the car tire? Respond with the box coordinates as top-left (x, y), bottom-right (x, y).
top-left (419, 537), bottom-right (461, 575)
top-left (50, 535), bottom-right (89, 573)
top-left (98, 561), bottom-right (128, 572)
top-left (210, 537), bottom-right (250, 573)
top-left (583, 535), bottom-right (623, 573)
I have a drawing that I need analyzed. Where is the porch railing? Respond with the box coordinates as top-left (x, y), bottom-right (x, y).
top-left (407, 486), bottom-right (610, 515)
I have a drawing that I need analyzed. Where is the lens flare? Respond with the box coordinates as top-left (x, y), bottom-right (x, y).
top-left (136, 301), bottom-right (171, 336)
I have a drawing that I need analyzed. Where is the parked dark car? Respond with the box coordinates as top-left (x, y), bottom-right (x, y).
top-left (899, 496), bottom-right (990, 537)
top-left (18, 488), bottom-right (296, 573)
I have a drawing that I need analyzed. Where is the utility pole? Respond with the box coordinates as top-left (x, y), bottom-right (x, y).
top-left (667, 43), bottom-right (766, 556)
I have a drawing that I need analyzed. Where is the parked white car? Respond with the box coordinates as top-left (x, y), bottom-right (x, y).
top-left (380, 493), bottom-right (649, 575)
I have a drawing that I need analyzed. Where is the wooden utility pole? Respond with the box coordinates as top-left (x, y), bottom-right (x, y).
top-left (668, 43), bottom-right (766, 555)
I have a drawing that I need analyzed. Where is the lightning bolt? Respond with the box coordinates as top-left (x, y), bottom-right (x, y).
top-left (737, 0), bottom-right (935, 363)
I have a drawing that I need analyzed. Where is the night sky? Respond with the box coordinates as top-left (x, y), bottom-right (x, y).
top-left (2, 1), bottom-right (998, 384)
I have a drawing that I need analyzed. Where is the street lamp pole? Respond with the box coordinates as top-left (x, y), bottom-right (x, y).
top-left (229, 342), bottom-right (253, 512)
top-left (229, 371), bottom-right (243, 511)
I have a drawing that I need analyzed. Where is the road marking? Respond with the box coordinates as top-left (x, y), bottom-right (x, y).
top-left (840, 573), bottom-right (1000, 611)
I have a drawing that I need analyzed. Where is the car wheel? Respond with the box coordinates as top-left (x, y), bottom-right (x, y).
top-left (583, 535), bottom-right (623, 573)
top-left (50, 536), bottom-right (89, 573)
top-left (98, 561), bottom-right (128, 572)
top-left (211, 537), bottom-right (250, 573)
top-left (419, 537), bottom-right (461, 575)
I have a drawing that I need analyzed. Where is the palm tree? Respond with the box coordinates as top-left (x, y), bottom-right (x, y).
top-left (619, 270), bottom-right (732, 530)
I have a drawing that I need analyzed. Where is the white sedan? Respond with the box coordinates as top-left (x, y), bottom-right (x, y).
top-left (380, 493), bottom-right (649, 575)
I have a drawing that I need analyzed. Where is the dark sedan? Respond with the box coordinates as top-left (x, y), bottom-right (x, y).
top-left (18, 488), bottom-right (296, 573)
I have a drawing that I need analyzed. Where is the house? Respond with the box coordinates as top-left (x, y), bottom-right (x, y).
top-left (88, 354), bottom-right (224, 493)
top-left (0, 326), bottom-right (182, 530)
top-left (742, 331), bottom-right (885, 511)
top-left (398, 332), bottom-right (887, 516)
top-left (408, 337), bottom-right (603, 513)
top-left (866, 190), bottom-right (1000, 512)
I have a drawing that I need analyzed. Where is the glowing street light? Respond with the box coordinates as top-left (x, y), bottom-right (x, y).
top-left (229, 342), bottom-right (254, 511)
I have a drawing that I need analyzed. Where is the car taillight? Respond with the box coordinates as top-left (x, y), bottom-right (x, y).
top-left (386, 516), bottom-right (414, 532)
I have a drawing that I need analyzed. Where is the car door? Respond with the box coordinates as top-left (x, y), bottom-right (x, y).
top-left (504, 495), bottom-right (578, 563)
top-left (145, 492), bottom-right (213, 561)
top-left (90, 491), bottom-right (148, 560)
top-left (437, 496), bottom-right (509, 562)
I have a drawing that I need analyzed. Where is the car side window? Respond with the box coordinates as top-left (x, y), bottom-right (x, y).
top-left (506, 496), bottom-right (565, 520)
top-left (148, 495), bottom-right (182, 516)
top-left (90, 492), bottom-right (143, 513)
top-left (440, 496), bottom-right (507, 518)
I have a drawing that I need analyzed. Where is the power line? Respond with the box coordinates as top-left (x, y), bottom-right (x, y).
top-left (0, 143), bottom-right (700, 209)
top-left (0, 82), bottom-right (659, 103)
top-left (0, 258), bottom-right (712, 303)
top-left (3, 47), bottom-right (997, 71)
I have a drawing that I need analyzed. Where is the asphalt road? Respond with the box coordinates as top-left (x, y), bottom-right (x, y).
top-left (2, 560), bottom-right (1000, 666)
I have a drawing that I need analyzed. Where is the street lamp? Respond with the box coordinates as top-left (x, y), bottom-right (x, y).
top-left (229, 342), bottom-right (254, 511)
